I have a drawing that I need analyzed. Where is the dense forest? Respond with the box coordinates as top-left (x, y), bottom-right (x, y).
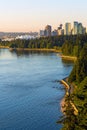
top-left (1, 35), bottom-right (87, 56)
top-left (59, 36), bottom-right (87, 130)
top-left (0, 36), bottom-right (65, 49)
top-left (59, 44), bottom-right (87, 130)
top-left (0, 35), bottom-right (87, 130)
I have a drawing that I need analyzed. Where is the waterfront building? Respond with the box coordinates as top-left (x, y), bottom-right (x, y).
top-left (65, 23), bottom-right (71, 35)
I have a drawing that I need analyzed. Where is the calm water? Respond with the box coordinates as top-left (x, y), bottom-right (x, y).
top-left (0, 49), bottom-right (73, 130)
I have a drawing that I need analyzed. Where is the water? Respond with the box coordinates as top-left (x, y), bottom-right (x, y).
top-left (0, 49), bottom-right (73, 130)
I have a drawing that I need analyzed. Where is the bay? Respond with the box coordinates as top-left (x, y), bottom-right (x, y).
top-left (0, 49), bottom-right (73, 130)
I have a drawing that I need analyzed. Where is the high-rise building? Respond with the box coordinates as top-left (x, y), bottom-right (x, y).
top-left (78, 23), bottom-right (83, 34)
top-left (45, 25), bottom-right (52, 37)
top-left (58, 25), bottom-right (61, 35)
top-left (74, 22), bottom-right (78, 35)
top-left (82, 27), bottom-right (86, 34)
top-left (61, 29), bottom-right (64, 35)
top-left (39, 30), bottom-right (45, 37)
top-left (86, 28), bottom-right (87, 33)
top-left (51, 30), bottom-right (58, 36)
top-left (59, 24), bottom-right (63, 29)
top-left (73, 21), bottom-right (86, 35)
top-left (57, 24), bottom-right (64, 35)
top-left (65, 23), bottom-right (71, 35)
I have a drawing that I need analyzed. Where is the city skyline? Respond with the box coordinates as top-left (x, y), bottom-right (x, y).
top-left (39, 21), bottom-right (86, 37)
top-left (0, 0), bottom-right (87, 32)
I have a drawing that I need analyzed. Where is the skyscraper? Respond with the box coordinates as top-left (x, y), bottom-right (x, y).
top-left (74, 22), bottom-right (78, 35)
top-left (57, 24), bottom-right (64, 35)
top-left (65, 23), bottom-right (71, 35)
top-left (45, 25), bottom-right (52, 37)
top-left (51, 30), bottom-right (58, 36)
top-left (82, 27), bottom-right (86, 34)
top-left (78, 23), bottom-right (83, 34)
top-left (73, 21), bottom-right (86, 35)
top-left (39, 30), bottom-right (45, 37)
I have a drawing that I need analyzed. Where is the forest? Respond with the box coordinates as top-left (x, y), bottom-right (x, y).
top-left (1, 35), bottom-right (87, 54)
top-left (60, 44), bottom-right (87, 130)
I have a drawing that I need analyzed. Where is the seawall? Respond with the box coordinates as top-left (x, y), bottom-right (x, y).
top-left (60, 79), bottom-right (78, 115)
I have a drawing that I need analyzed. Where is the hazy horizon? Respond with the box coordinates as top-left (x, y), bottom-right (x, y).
top-left (0, 0), bottom-right (87, 32)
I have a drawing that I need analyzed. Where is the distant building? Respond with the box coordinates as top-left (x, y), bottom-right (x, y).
top-left (73, 21), bottom-right (86, 35)
top-left (78, 23), bottom-right (83, 34)
top-left (45, 25), bottom-right (52, 36)
top-left (39, 30), bottom-right (45, 37)
top-left (57, 24), bottom-right (64, 35)
top-left (61, 29), bottom-right (64, 35)
top-left (82, 27), bottom-right (86, 34)
top-left (57, 28), bottom-right (61, 35)
top-left (51, 30), bottom-right (58, 36)
top-left (60, 24), bottom-right (63, 29)
top-left (65, 23), bottom-right (71, 35)
top-left (86, 28), bottom-right (87, 33)
top-left (74, 22), bottom-right (78, 35)
top-left (16, 35), bottom-right (36, 40)
top-left (71, 28), bottom-right (74, 35)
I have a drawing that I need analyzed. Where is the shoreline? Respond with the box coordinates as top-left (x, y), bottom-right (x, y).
top-left (60, 79), bottom-right (78, 115)
top-left (60, 54), bottom-right (77, 61)
top-left (60, 79), bottom-right (70, 114)
top-left (0, 46), bottom-right (9, 48)
top-left (0, 47), bottom-right (77, 61)
top-left (9, 48), bottom-right (61, 52)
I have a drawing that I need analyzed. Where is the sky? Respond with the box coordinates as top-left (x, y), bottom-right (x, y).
top-left (0, 0), bottom-right (87, 32)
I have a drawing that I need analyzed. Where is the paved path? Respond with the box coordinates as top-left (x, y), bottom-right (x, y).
top-left (60, 79), bottom-right (78, 115)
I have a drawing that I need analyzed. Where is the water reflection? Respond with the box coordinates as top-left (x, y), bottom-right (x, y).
top-left (61, 59), bottom-right (74, 68)
top-left (9, 49), bottom-right (54, 57)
